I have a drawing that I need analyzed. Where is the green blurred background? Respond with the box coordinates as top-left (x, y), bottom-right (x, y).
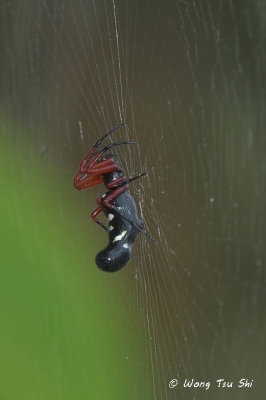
top-left (0, 129), bottom-right (147, 399)
top-left (0, 1), bottom-right (265, 399)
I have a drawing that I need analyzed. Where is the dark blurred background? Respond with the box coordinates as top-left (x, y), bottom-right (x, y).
top-left (0, 1), bottom-right (265, 399)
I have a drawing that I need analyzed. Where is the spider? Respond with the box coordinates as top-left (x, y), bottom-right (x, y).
top-left (74, 123), bottom-right (155, 272)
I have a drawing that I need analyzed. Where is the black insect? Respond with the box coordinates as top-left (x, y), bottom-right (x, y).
top-left (74, 123), bottom-right (155, 272)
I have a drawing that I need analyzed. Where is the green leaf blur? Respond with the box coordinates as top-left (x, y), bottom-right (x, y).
top-left (0, 128), bottom-right (143, 400)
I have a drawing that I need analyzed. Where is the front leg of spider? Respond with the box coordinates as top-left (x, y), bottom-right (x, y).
top-left (73, 123), bottom-right (155, 272)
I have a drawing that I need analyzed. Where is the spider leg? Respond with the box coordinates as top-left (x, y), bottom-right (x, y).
top-left (78, 123), bottom-right (125, 171)
top-left (96, 195), bottom-right (102, 205)
top-left (87, 158), bottom-right (120, 175)
top-left (106, 172), bottom-right (146, 190)
top-left (93, 123), bottom-right (125, 153)
top-left (80, 142), bottom-right (135, 173)
top-left (79, 141), bottom-right (136, 175)
top-left (74, 158), bottom-right (121, 190)
top-left (91, 141), bottom-right (136, 166)
top-left (75, 142), bottom-right (137, 190)
top-left (124, 172), bottom-right (147, 185)
top-left (91, 206), bottom-right (108, 232)
top-left (103, 186), bottom-right (157, 243)
top-left (106, 175), bottom-right (127, 189)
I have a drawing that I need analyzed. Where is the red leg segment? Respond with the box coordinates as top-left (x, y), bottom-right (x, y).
top-left (106, 175), bottom-right (126, 189)
top-left (103, 185), bottom-right (129, 209)
top-left (78, 123), bottom-right (125, 173)
top-left (91, 206), bottom-right (108, 232)
top-left (88, 159), bottom-right (120, 175)
top-left (96, 195), bottom-right (102, 205)
top-left (74, 158), bottom-right (120, 190)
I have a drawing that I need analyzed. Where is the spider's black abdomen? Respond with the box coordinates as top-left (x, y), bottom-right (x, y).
top-left (96, 245), bottom-right (131, 272)
top-left (95, 190), bottom-right (143, 272)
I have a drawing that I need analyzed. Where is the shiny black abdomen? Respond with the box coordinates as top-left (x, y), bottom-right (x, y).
top-left (95, 190), bottom-right (143, 272)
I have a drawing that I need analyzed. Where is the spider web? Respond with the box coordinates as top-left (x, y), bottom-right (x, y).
top-left (1, 0), bottom-right (265, 399)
